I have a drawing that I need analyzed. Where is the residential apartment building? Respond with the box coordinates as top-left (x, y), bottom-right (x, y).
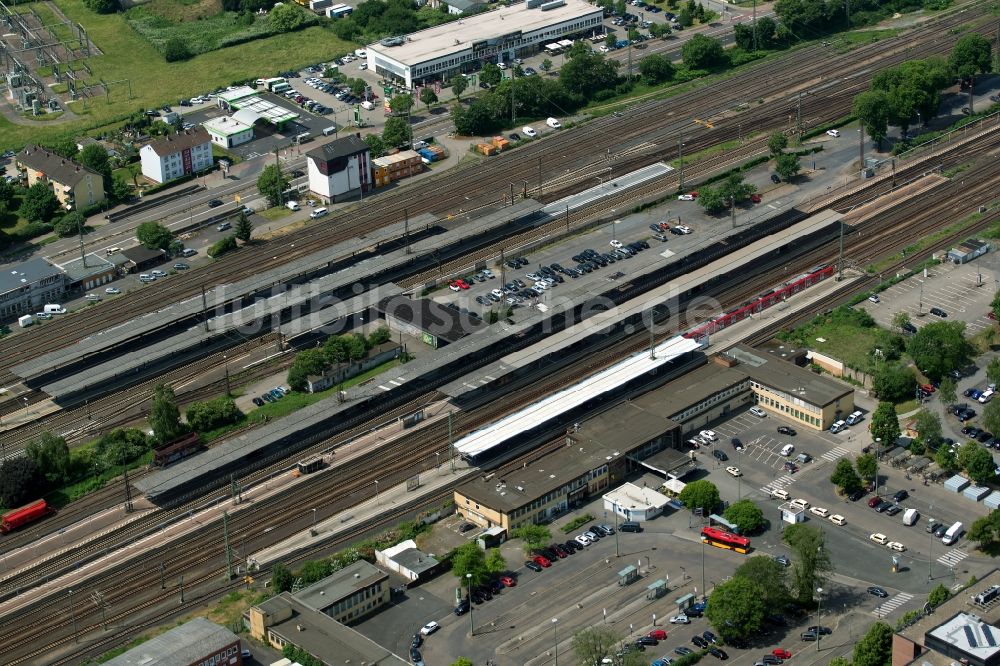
top-left (140, 127), bottom-right (213, 184)
top-left (16, 145), bottom-right (106, 211)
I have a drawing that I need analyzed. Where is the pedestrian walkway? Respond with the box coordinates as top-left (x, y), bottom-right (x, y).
top-left (820, 446), bottom-right (850, 462)
top-left (937, 549), bottom-right (969, 567)
top-left (872, 592), bottom-right (913, 616)
top-left (760, 474), bottom-right (795, 494)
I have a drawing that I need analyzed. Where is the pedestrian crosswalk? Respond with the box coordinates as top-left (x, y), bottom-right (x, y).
top-left (937, 549), bottom-right (969, 567)
top-left (873, 592), bottom-right (913, 616)
top-left (821, 446), bottom-right (850, 462)
top-left (760, 475), bottom-right (795, 494)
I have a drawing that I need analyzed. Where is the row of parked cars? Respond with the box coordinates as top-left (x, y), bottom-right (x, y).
top-left (252, 385), bottom-right (289, 407)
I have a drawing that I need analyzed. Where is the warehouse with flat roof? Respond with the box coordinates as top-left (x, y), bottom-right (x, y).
top-left (365, 0), bottom-right (604, 89)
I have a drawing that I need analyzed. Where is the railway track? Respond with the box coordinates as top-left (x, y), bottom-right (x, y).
top-left (0, 5), bottom-right (991, 369)
top-left (4, 153), bottom-right (998, 665)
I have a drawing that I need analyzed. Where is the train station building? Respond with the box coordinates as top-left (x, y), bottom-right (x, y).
top-left (365, 0), bottom-right (604, 89)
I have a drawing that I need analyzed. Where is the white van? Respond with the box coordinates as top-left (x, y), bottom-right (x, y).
top-left (780, 443), bottom-right (795, 457)
top-left (106, 247), bottom-right (122, 256)
top-left (845, 410), bottom-right (864, 425)
top-left (942, 521), bottom-right (963, 545)
top-left (309, 207), bottom-right (328, 219)
top-left (546, 117), bottom-right (562, 129)
top-left (903, 508), bottom-right (920, 526)
top-left (139, 273), bottom-right (156, 283)
top-left (770, 488), bottom-right (790, 501)
top-left (286, 201), bottom-right (301, 211)
top-left (43, 304), bottom-right (67, 314)
top-left (360, 100), bottom-right (375, 111)
top-left (322, 126), bottom-right (337, 136)
top-left (830, 420), bottom-right (847, 433)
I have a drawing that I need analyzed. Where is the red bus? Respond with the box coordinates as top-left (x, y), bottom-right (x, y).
top-left (701, 526), bottom-right (750, 554)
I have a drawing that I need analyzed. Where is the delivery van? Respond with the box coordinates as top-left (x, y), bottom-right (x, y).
top-left (309, 207), bottom-right (328, 219)
top-left (322, 126), bottom-right (337, 136)
top-left (942, 521), bottom-right (963, 545)
top-left (43, 304), bottom-right (67, 314)
top-left (286, 201), bottom-right (301, 211)
top-left (903, 508), bottom-right (919, 526)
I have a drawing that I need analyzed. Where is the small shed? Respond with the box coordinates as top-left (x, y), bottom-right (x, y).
top-left (947, 239), bottom-right (989, 264)
top-left (944, 474), bottom-right (970, 493)
top-left (618, 565), bottom-right (638, 587)
top-left (646, 579), bottom-right (667, 600)
top-left (963, 485), bottom-right (991, 501)
top-left (779, 502), bottom-right (805, 524)
top-left (983, 491), bottom-right (1000, 510)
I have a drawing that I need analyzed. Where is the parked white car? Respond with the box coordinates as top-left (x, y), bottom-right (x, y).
top-left (725, 466), bottom-right (742, 477)
top-left (546, 117), bottom-right (562, 129)
top-left (749, 406), bottom-right (766, 418)
top-left (826, 129), bottom-right (841, 137)
top-left (523, 126), bottom-right (537, 138)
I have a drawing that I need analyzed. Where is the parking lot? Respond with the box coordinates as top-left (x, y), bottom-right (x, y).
top-left (858, 251), bottom-right (998, 334)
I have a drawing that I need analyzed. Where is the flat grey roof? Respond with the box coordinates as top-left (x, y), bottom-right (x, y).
top-left (899, 569), bottom-right (1000, 646)
top-left (458, 403), bottom-right (675, 513)
top-left (103, 617), bottom-right (236, 666)
top-left (41, 284), bottom-right (403, 400)
top-left (294, 560), bottom-right (388, 611)
top-left (390, 547), bottom-right (439, 574)
top-left (380, 296), bottom-right (486, 343)
top-left (13, 199), bottom-right (537, 381)
top-left (366, 0), bottom-right (601, 66)
top-left (260, 595), bottom-right (408, 664)
top-left (632, 361), bottom-right (748, 421)
top-left (0, 257), bottom-right (62, 296)
top-left (728, 345), bottom-right (853, 408)
top-left (639, 447), bottom-right (698, 478)
top-left (58, 253), bottom-right (115, 282)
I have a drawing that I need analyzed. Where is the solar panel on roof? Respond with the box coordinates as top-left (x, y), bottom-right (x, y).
top-left (964, 625), bottom-right (978, 647)
top-left (983, 625), bottom-right (997, 647)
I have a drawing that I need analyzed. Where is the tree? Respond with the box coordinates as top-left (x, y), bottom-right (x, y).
top-left (938, 377), bottom-right (957, 406)
top-left (872, 361), bottom-right (916, 402)
top-left (638, 53), bottom-right (675, 84)
top-left (718, 172), bottom-right (756, 207)
top-left (908, 321), bottom-right (974, 381)
top-left (679, 479), bottom-right (720, 515)
top-left (208, 235), bottom-right (237, 258)
top-left (853, 621), bottom-right (893, 666)
top-left (287, 348), bottom-right (329, 392)
top-left (540, 58), bottom-right (553, 73)
top-left (419, 87), bottom-right (438, 112)
top-left (983, 399), bottom-right (1000, 439)
top-left (485, 548), bottom-right (507, 575)
top-left (830, 458), bottom-right (862, 494)
top-left (949, 33), bottom-right (992, 99)
top-left (271, 562), bottom-right (294, 592)
top-left (870, 402), bottom-right (900, 447)
top-left (913, 410), bottom-right (942, 451)
top-left (136, 221), bottom-right (173, 251)
top-left (164, 37), bottom-right (192, 62)
top-left (112, 174), bottom-right (132, 201)
top-left (958, 443), bottom-right (996, 484)
top-left (677, 7), bottom-right (693, 27)
top-left (53, 211), bottom-right (85, 238)
top-left (0, 457), bottom-right (46, 508)
top-left (928, 583), bottom-right (951, 607)
top-left (350, 78), bottom-right (366, 96)
top-left (19, 182), bottom-right (60, 223)
top-left (852, 90), bottom-right (889, 149)
top-left (84, 0), bottom-right (118, 13)
top-left (382, 116), bottom-right (411, 148)
top-left (733, 556), bottom-right (789, 608)
top-left (706, 577), bottom-right (768, 643)
top-left (389, 93), bottom-right (414, 115)
top-left (856, 452), bottom-right (877, 485)
top-left (25, 432), bottom-right (71, 486)
top-left (149, 383), bottom-right (187, 444)
top-left (649, 22), bottom-right (671, 39)
top-left (723, 499), bottom-right (765, 534)
top-left (78, 144), bottom-right (112, 192)
top-left (363, 133), bottom-right (388, 158)
top-left (560, 50), bottom-right (620, 99)
top-left (775, 152), bottom-right (801, 182)
top-left (682, 34), bottom-right (725, 69)
top-left (367, 325), bottom-right (391, 347)
top-left (892, 311), bottom-right (911, 333)
top-left (269, 2), bottom-right (306, 31)
top-left (451, 542), bottom-right (488, 587)
top-left (345, 333), bottom-right (367, 360)
top-left (481, 62), bottom-right (503, 87)
top-left (257, 164), bottom-right (290, 208)
top-left (511, 524), bottom-right (551, 555)
top-left (186, 396), bottom-right (242, 431)
top-left (935, 445), bottom-right (959, 473)
top-left (572, 626), bottom-right (632, 666)
top-left (768, 132), bottom-right (788, 156)
top-left (967, 511), bottom-right (999, 548)
top-left (450, 76), bottom-right (468, 101)
top-left (450, 659), bottom-right (474, 666)
top-left (782, 524), bottom-right (831, 604)
top-left (992, 288), bottom-right (1000, 321)
top-left (235, 211), bottom-right (253, 243)
top-left (696, 185), bottom-right (727, 214)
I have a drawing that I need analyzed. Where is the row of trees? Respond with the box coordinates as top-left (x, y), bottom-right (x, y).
top-left (286, 326), bottom-right (392, 391)
top-left (450, 541), bottom-right (509, 587)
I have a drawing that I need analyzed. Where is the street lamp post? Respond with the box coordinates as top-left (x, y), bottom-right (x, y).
top-left (311, 508), bottom-right (317, 529)
top-left (816, 587), bottom-right (824, 651)
top-left (552, 618), bottom-right (559, 666)
top-left (373, 480), bottom-right (379, 505)
top-left (466, 573), bottom-right (475, 636)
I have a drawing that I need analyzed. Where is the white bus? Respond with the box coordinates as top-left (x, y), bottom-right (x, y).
top-left (543, 43), bottom-right (563, 56)
top-left (942, 521), bottom-right (963, 546)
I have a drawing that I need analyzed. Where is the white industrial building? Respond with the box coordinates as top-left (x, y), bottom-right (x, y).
top-left (306, 135), bottom-right (372, 203)
top-left (365, 0), bottom-right (604, 90)
top-left (203, 115), bottom-right (255, 148)
top-left (139, 127), bottom-right (213, 184)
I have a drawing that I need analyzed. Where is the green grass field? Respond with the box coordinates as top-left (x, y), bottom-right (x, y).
top-left (0, 0), bottom-right (354, 150)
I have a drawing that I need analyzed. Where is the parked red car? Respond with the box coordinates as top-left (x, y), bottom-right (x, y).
top-left (499, 576), bottom-right (516, 587)
top-left (531, 555), bottom-right (551, 568)
top-left (648, 629), bottom-right (668, 641)
top-left (773, 649), bottom-right (792, 659)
